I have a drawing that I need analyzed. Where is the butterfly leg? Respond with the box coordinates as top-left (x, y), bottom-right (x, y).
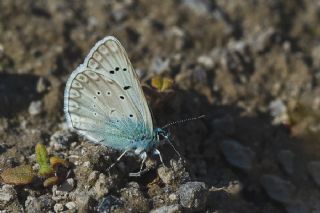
top-left (165, 137), bottom-right (181, 159)
top-left (107, 149), bottom-right (129, 172)
top-left (153, 149), bottom-right (164, 166)
top-left (129, 152), bottom-right (147, 177)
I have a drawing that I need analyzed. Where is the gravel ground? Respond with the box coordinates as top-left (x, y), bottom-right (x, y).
top-left (1, 0), bottom-right (320, 212)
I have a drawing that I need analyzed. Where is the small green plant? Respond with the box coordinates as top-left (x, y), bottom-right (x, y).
top-left (36, 143), bottom-right (54, 177)
top-left (0, 143), bottom-right (70, 187)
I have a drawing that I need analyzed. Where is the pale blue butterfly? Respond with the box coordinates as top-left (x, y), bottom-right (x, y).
top-left (64, 36), bottom-right (182, 176)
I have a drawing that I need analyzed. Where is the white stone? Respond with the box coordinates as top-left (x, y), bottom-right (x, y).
top-left (0, 185), bottom-right (16, 206)
top-left (65, 201), bottom-right (76, 210)
top-left (0, 191), bottom-right (13, 202)
top-left (83, 161), bottom-right (91, 167)
top-left (57, 178), bottom-right (75, 192)
top-left (54, 203), bottom-right (64, 212)
top-left (197, 55), bottom-right (214, 69)
top-left (28, 100), bottom-right (43, 115)
top-left (169, 193), bottom-right (178, 201)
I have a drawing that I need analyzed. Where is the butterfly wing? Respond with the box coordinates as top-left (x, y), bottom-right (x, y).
top-left (64, 36), bottom-right (153, 151)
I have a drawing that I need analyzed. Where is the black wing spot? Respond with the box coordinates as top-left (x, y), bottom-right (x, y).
top-left (94, 112), bottom-right (97, 116)
top-left (129, 114), bottom-right (133, 117)
top-left (120, 96), bottom-right (124, 100)
top-left (93, 104), bottom-right (96, 108)
top-left (109, 70), bottom-right (115, 74)
top-left (93, 96), bottom-right (97, 99)
top-left (115, 67), bottom-right (120, 71)
top-left (123, 86), bottom-right (131, 90)
top-left (97, 91), bottom-right (101, 95)
top-left (123, 68), bottom-right (127, 71)
top-left (107, 91), bottom-right (111, 95)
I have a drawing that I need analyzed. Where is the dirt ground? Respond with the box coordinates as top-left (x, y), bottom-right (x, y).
top-left (1, 0), bottom-right (320, 212)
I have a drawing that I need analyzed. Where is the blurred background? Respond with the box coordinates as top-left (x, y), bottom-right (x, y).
top-left (1, 0), bottom-right (320, 212)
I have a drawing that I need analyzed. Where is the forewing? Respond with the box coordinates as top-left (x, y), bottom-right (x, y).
top-left (84, 36), bottom-right (153, 133)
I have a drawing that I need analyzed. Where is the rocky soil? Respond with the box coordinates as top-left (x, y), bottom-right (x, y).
top-left (1, 0), bottom-right (320, 212)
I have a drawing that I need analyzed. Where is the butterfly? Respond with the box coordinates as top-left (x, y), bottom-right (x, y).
top-left (63, 36), bottom-right (182, 176)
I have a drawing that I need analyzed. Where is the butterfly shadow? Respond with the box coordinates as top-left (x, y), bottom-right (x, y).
top-left (146, 87), bottom-right (317, 210)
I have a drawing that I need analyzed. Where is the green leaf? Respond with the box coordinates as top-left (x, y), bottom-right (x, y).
top-left (35, 143), bottom-right (54, 177)
top-left (0, 165), bottom-right (35, 185)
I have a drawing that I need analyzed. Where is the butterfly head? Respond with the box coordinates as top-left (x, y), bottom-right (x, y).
top-left (154, 127), bottom-right (170, 142)
top-left (154, 127), bottom-right (181, 158)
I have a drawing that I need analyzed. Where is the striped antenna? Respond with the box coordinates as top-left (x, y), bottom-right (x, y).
top-left (162, 115), bottom-right (205, 129)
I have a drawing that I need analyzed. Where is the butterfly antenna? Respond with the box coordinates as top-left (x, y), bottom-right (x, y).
top-left (162, 115), bottom-right (206, 129)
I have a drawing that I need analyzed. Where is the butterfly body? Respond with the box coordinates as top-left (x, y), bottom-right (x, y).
top-left (64, 36), bottom-right (169, 175)
top-left (98, 118), bottom-right (158, 153)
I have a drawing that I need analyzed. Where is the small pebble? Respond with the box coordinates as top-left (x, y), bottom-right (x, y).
top-left (285, 202), bottom-right (310, 213)
top-left (76, 192), bottom-right (93, 213)
top-left (222, 41), bottom-right (253, 83)
top-left (26, 195), bottom-right (54, 213)
top-left (83, 161), bottom-right (91, 167)
top-left (169, 159), bottom-right (190, 183)
top-left (54, 203), bottom-right (64, 212)
top-left (120, 182), bottom-right (149, 212)
top-left (158, 166), bottom-right (175, 185)
top-left (260, 175), bottom-right (296, 204)
top-left (169, 193), bottom-right (178, 201)
top-left (150, 57), bottom-right (170, 75)
top-left (251, 27), bottom-right (276, 53)
top-left (307, 161), bottom-right (320, 187)
top-left (197, 55), bottom-right (214, 69)
top-left (36, 77), bottom-right (50, 93)
top-left (220, 139), bottom-right (255, 171)
top-left (97, 195), bottom-right (123, 212)
top-left (112, 10), bottom-right (127, 23)
top-left (52, 185), bottom-right (68, 201)
top-left (0, 185), bottom-right (16, 209)
top-left (70, 142), bottom-right (77, 148)
top-left (178, 182), bottom-right (208, 211)
top-left (57, 178), bottom-right (75, 192)
top-left (65, 201), bottom-right (76, 210)
top-left (269, 99), bottom-right (289, 125)
top-left (182, 0), bottom-right (212, 16)
top-left (94, 173), bottom-right (110, 199)
top-left (278, 150), bottom-right (295, 175)
top-left (150, 204), bottom-right (181, 213)
top-left (225, 180), bottom-right (243, 195)
top-left (210, 180), bottom-right (243, 195)
top-left (28, 100), bottom-right (43, 116)
top-left (50, 130), bottom-right (76, 150)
